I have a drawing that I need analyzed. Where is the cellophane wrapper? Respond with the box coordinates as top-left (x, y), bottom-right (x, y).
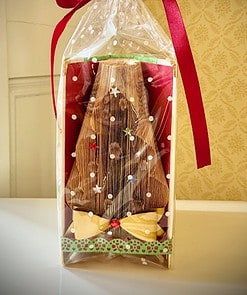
top-left (57, 0), bottom-right (177, 268)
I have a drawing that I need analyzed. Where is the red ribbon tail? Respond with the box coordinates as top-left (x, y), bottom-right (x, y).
top-left (162, 0), bottom-right (211, 168)
top-left (50, 0), bottom-right (90, 118)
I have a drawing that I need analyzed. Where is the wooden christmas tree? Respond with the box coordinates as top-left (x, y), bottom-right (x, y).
top-left (66, 60), bottom-right (169, 220)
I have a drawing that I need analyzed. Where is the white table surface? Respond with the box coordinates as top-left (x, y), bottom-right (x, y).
top-left (0, 198), bottom-right (246, 295)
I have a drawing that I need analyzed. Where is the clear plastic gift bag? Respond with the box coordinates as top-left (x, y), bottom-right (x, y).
top-left (53, 0), bottom-right (210, 268)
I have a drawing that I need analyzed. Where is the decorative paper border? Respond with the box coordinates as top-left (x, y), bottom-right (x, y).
top-left (67, 54), bottom-right (174, 67)
top-left (62, 237), bottom-right (172, 256)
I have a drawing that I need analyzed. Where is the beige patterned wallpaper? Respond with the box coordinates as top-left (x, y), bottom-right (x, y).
top-left (144, 0), bottom-right (247, 201)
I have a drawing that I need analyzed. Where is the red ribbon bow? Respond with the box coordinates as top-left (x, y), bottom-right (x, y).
top-left (51, 0), bottom-right (211, 168)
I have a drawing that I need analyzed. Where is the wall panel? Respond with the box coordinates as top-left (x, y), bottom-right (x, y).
top-left (9, 77), bottom-right (56, 198)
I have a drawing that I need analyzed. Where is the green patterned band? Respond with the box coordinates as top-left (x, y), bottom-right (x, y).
top-left (62, 237), bottom-right (172, 256)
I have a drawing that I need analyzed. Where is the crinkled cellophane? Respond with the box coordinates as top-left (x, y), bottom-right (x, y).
top-left (57, 0), bottom-right (177, 268)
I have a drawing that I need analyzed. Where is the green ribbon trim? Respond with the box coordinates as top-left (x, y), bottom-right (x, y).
top-left (62, 237), bottom-right (172, 256)
top-left (85, 54), bottom-right (158, 64)
top-left (65, 54), bottom-right (174, 67)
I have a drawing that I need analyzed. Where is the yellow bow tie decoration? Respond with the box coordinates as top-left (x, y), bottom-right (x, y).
top-left (71, 209), bottom-right (164, 242)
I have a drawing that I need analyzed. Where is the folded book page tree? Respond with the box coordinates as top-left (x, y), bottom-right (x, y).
top-left (66, 61), bottom-right (169, 218)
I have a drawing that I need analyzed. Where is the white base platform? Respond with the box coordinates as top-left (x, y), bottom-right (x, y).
top-left (0, 198), bottom-right (246, 295)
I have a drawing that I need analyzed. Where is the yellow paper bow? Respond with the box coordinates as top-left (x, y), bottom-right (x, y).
top-left (72, 209), bottom-right (164, 242)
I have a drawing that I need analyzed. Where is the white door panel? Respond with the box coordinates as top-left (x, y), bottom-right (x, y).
top-left (9, 77), bottom-right (56, 198)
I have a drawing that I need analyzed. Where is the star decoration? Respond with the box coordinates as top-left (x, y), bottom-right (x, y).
top-left (123, 127), bottom-right (132, 136)
top-left (90, 142), bottom-right (99, 151)
top-left (110, 86), bottom-right (121, 98)
top-left (93, 185), bottom-right (102, 194)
